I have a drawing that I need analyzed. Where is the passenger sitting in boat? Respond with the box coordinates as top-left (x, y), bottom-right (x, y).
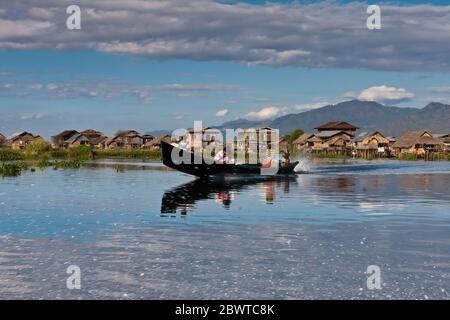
top-left (262, 154), bottom-right (284, 168)
top-left (214, 149), bottom-right (234, 164)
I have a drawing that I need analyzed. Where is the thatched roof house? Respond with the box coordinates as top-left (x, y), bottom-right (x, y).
top-left (315, 121), bottom-right (359, 137)
top-left (64, 133), bottom-right (90, 148)
top-left (323, 133), bottom-right (353, 152)
top-left (92, 135), bottom-right (109, 149)
top-left (79, 129), bottom-right (109, 147)
top-left (105, 130), bottom-right (143, 149)
top-left (392, 131), bottom-right (444, 154)
top-left (80, 129), bottom-right (102, 137)
top-left (434, 133), bottom-right (450, 150)
top-left (293, 133), bottom-right (314, 145)
top-left (292, 133), bottom-right (315, 151)
top-left (299, 130), bottom-right (353, 153)
top-left (354, 131), bottom-right (390, 150)
top-left (9, 132), bottom-right (44, 149)
top-left (306, 136), bottom-right (325, 151)
top-left (316, 130), bottom-right (352, 139)
top-left (353, 131), bottom-right (392, 157)
top-left (80, 129), bottom-right (103, 142)
top-left (143, 134), bottom-right (171, 150)
top-left (141, 133), bottom-right (155, 144)
top-left (52, 130), bottom-right (79, 148)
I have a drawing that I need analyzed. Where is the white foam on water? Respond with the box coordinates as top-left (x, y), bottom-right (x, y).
top-left (293, 157), bottom-right (313, 173)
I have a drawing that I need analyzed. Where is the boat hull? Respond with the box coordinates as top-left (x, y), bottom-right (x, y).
top-left (162, 140), bottom-right (298, 177)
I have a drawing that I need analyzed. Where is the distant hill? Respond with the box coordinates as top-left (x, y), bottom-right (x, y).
top-left (147, 129), bottom-right (171, 136)
top-left (216, 100), bottom-right (450, 136)
top-left (218, 118), bottom-right (262, 129)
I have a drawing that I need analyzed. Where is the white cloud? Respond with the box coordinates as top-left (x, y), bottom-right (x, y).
top-left (0, 80), bottom-right (237, 101)
top-left (0, 19), bottom-right (54, 39)
top-left (358, 86), bottom-right (415, 104)
top-left (244, 102), bottom-right (328, 120)
top-left (245, 106), bottom-right (282, 120)
top-left (45, 83), bottom-right (58, 90)
top-left (1, 1), bottom-right (450, 71)
top-left (20, 113), bottom-right (46, 120)
top-left (28, 8), bottom-right (55, 21)
top-left (215, 109), bottom-right (229, 117)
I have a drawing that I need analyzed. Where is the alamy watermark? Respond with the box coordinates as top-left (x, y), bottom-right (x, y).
top-left (367, 5), bottom-right (381, 30)
top-left (66, 5), bottom-right (81, 30)
top-left (366, 265), bottom-right (382, 290)
top-left (66, 265), bottom-right (81, 290)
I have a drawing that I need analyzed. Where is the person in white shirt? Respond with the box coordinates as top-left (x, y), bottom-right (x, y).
top-left (179, 140), bottom-right (189, 151)
top-left (214, 149), bottom-right (234, 164)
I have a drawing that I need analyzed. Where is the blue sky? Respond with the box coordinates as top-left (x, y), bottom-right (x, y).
top-left (1, 0), bottom-right (450, 137)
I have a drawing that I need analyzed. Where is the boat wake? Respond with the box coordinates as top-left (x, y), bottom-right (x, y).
top-left (293, 157), bottom-right (313, 173)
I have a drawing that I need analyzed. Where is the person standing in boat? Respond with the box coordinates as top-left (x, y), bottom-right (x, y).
top-left (280, 150), bottom-right (291, 165)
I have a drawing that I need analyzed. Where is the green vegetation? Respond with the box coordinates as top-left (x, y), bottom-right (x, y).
top-left (0, 159), bottom-right (85, 178)
top-left (398, 153), bottom-right (419, 161)
top-left (0, 162), bottom-right (24, 177)
top-left (0, 142), bottom-right (92, 161)
top-left (0, 149), bottom-right (24, 161)
top-left (35, 159), bottom-right (52, 168)
top-left (93, 149), bottom-right (162, 160)
top-left (2, 143), bottom-right (162, 162)
top-left (298, 152), bottom-right (351, 160)
top-left (68, 145), bottom-right (93, 160)
top-left (49, 149), bottom-right (69, 159)
top-left (0, 159), bottom-right (87, 177)
top-left (22, 142), bottom-right (92, 160)
top-left (397, 152), bottom-right (450, 161)
top-left (53, 159), bottom-right (86, 169)
top-left (284, 129), bottom-right (304, 145)
top-left (23, 140), bottom-right (52, 158)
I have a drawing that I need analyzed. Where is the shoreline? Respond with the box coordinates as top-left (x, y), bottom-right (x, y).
top-left (3, 156), bottom-right (450, 178)
top-left (1, 145), bottom-right (450, 178)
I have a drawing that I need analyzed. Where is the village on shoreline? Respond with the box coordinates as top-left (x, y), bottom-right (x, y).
top-left (1, 120), bottom-right (450, 163)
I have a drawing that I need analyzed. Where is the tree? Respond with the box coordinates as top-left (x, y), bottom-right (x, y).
top-left (285, 129), bottom-right (304, 145)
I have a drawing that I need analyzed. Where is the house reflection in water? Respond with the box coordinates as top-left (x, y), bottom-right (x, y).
top-left (258, 178), bottom-right (291, 204)
top-left (160, 176), bottom-right (297, 216)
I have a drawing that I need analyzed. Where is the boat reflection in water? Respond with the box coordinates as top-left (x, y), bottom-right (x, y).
top-left (161, 176), bottom-right (298, 216)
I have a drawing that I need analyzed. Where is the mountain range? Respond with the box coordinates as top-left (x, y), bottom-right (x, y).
top-left (216, 100), bottom-right (450, 137)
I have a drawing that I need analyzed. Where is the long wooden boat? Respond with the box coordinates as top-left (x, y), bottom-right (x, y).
top-left (162, 140), bottom-right (298, 177)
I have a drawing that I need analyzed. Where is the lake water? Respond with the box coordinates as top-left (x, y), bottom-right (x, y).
top-left (0, 159), bottom-right (450, 299)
